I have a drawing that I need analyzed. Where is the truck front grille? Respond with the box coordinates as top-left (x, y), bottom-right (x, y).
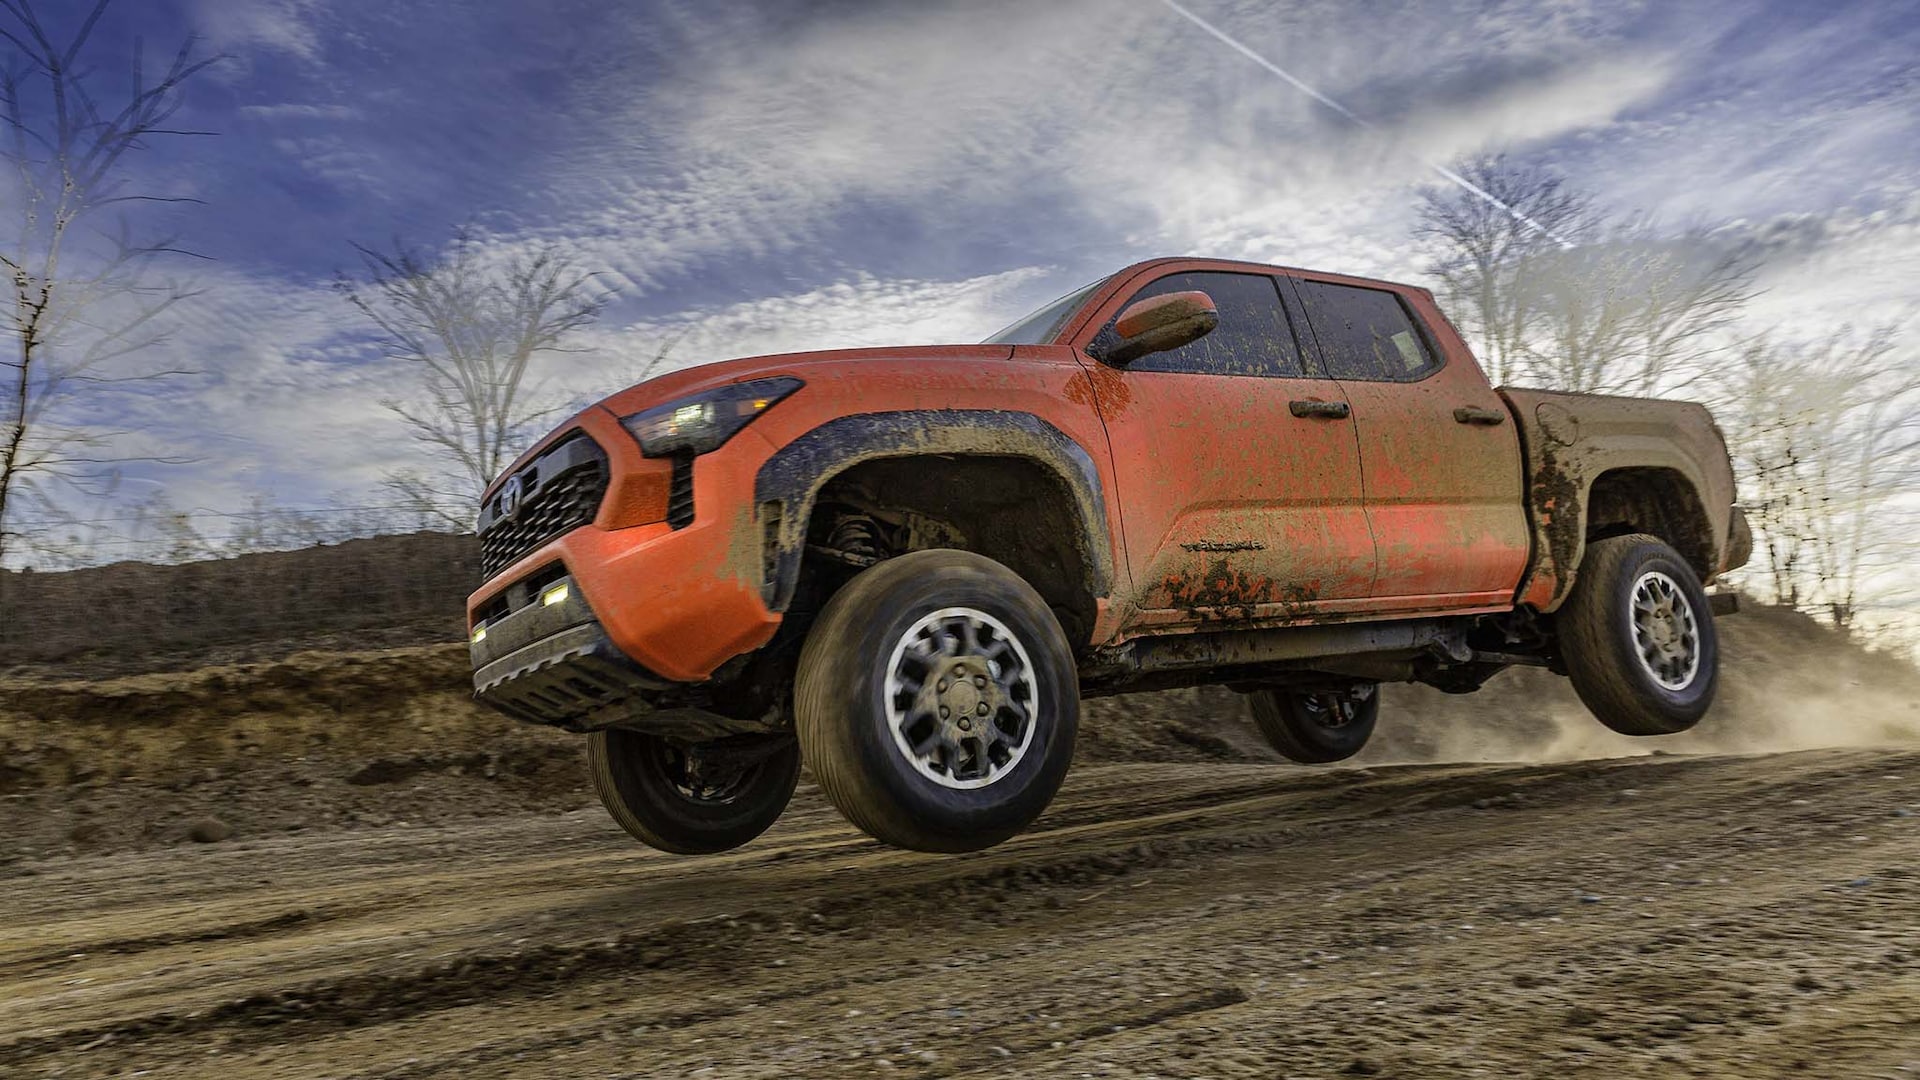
top-left (478, 434), bottom-right (609, 578)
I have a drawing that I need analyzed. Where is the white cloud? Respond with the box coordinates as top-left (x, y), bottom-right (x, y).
top-left (499, 0), bottom-right (1676, 299)
top-left (1741, 193), bottom-right (1920, 335)
top-left (269, 135), bottom-right (388, 196)
top-left (27, 0), bottom-right (1920, 560)
top-left (193, 0), bottom-right (330, 67)
top-left (239, 103), bottom-right (359, 121)
top-left (40, 269), bottom-right (421, 518)
top-left (572, 266), bottom-right (1059, 390)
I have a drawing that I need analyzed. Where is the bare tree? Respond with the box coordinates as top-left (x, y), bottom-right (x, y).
top-left (1622, 226), bottom-right (1762, 396)
top-left (1717, 327), bottom-right (1918, 633)
top-left (1517, 220), bottom-right (1759, 395)
top-left (0, 0), bottom-right (216, 564)
top-left (1415, 157), bottom-right (1756, 394)
top-left (1413, 155), bottom-right (1591, 385)
top-left (628, 324), bottom-right (688, 385)
top-left (338, 229), bottom-right (607, 528)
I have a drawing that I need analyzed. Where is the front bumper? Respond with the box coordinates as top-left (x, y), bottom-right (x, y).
top-left (470, 571), bottom-right (785, 739)
top-left (469, 572), bottom-right (670, 730)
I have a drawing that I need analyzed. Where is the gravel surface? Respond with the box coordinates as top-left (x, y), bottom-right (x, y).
top-left (5, 749), bottom-right (1917, 1078)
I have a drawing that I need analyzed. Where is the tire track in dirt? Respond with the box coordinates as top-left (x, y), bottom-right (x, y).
top-left (0, 907), bottom-right (337, 978)
top-left (0, 754), bottom-right (1742, 1066)
top-left (5, 748), bottom-right (1916, 1078)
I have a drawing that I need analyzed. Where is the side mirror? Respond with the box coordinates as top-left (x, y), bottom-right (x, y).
top-left (1098, 290), bottom-right (1219, 364)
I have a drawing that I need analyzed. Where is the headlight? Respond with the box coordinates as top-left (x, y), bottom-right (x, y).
top-left (619, 376), bottom-right (803, 457)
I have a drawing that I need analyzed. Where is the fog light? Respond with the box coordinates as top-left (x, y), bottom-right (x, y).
top-left (470, 624), bottom-right (487, 643)
top-left (541, 582), bottom-right (570, 607)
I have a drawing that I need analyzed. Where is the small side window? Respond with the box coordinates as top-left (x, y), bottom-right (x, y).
top-left (1294, 280), bottom-right (1438, 381)
top-left (1104, 271), bottom-right (1305, 377)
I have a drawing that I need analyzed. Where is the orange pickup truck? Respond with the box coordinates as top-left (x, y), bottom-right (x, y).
top-left (467, 257), bottom-right (1751, 855)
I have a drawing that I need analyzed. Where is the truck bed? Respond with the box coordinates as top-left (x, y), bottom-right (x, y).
top-left (1499, 388), bottom-right (1741, 610)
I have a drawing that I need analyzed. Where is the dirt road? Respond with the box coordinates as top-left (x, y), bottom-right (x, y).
top-left (5, 747), bottom-right (1917, 1079)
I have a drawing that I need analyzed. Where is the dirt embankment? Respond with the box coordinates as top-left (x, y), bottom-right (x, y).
top-left (0, 646), bottom-right (581, 858)
top-left (2, 601), bottom-right (1915, 861)
top-left (0, 643), bottom-right (1281, 859)
top-left (0, 531), bottom-right (478, 677)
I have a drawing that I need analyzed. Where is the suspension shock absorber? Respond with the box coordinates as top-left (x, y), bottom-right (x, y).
top-left (826, 514), bottom-right (886, 564)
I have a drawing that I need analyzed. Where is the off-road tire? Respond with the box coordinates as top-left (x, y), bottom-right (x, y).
top-left (587, 730), bottom-right (800, 854)
top-left (1247, 685), bottom-right (1379, 763)
top-left (794, 549), bottom-right (1079, 853)
top-left (1559, 533), bottom-right (1717, 736)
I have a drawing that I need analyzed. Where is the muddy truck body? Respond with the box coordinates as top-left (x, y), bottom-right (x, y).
top-left (466, 257), bottom-right (1752, 854)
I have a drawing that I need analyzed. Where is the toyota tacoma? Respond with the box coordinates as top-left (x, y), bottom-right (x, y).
top-left (466, 257), bottom-right (1752, 854)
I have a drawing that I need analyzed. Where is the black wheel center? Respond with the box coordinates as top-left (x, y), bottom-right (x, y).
top-left (656, 744), bottom-right (756, 804)
top-left (1303, 694), bottom-right (1353, 729)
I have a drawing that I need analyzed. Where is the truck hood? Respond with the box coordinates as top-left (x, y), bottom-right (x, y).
top-left (594, 344), bottom-right (1014, 420)
top-left (483, 344), bottom-right (1017, 499)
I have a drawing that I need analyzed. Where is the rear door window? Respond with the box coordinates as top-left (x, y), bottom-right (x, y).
top-left (1292, 280), bottom-right (1438, 381)
top-left (1110, 271), bottom-right (1306, 377)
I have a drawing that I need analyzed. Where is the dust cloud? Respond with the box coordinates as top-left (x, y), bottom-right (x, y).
top-left (1360, 603), bottom-right (1920, 767)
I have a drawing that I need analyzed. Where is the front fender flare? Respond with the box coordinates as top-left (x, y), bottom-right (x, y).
top-left (752, 409), bottom-right (1112, 613)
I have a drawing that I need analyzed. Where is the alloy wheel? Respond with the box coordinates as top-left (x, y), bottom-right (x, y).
top-left (1629, 570), bottom-right (1701, 691)
top-left (882, 606), bottom-right (1039, 789)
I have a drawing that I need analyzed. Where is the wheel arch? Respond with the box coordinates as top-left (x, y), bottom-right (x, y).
top-left (752, 410), bottom-right (1113, 643)
top-left (1531, 464), bottom-right (1720, 611)
top-left (1583, 467), bottom-right (1717, 580)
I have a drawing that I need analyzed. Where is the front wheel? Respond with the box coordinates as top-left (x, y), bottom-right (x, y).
top-left (1558, 534), bottom-right (1717, 736)
top-left (587, 730), bottom-right (799, 854)
top-left (1247, 684), bottom-right (1379, 763)
top-left (794, 549), bottom-right (1079, 853)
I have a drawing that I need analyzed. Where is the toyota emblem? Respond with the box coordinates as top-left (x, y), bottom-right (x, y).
top-left (497, 474), bottom-right (525, 520)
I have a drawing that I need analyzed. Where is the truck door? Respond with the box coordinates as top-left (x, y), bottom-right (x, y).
top-left (1072, 268), bottom-right (1376, 630)
top-left (1287, 275), bottom-right (1531, 611)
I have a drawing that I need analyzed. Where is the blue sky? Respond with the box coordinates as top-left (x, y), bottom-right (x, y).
top-left (16, 0), bottom-right (1920, 536)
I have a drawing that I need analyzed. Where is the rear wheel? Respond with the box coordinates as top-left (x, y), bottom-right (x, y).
top-left (1558, 534), bottom-right (1717, 736)
top-left (587, 730), bottom-right (799, 854)
top-left (1247, 684), bottom-right (1379, 763)
top-left (795, 549), bottom-right (1078, 853)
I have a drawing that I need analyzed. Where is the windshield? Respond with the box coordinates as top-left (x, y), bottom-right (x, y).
top-left (982, 277), bottom-right (1108, 345)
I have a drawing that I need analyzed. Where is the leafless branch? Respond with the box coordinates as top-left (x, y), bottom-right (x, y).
top-left (0, 0), bottom-right (220, 564)
top-left (339, 227), bottom-right (611, 525)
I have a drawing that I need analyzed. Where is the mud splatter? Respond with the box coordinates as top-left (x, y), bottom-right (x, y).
top-left (1160, 562), bottom-right (1321, 623)
top-left (1530, 444), bottom-right (1584, 602)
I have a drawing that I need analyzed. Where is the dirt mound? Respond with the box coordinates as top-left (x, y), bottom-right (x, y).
top-left (0, 645), bottom-right (586, 860)
top-left (0, 645), bottom-right (1267, 860)
top-left (3, 601), bottom-right (1913, 861)
top-left (0, 531), bottom-right (478, 677)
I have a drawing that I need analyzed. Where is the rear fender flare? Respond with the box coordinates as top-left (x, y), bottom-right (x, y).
top-left (752, 410), bottom-right (1112, 613)
top-left (1503, 391), bottom-right (1736, 609)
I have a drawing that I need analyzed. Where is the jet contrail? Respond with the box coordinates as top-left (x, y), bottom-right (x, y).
top-left (1157, 0), bottom-right (1577, 250)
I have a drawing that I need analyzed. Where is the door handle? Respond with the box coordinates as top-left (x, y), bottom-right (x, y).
top-left (1453, 406), bottom-right (1506, 426)
top-left (1289, 399), bottom-right (1350, 420)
